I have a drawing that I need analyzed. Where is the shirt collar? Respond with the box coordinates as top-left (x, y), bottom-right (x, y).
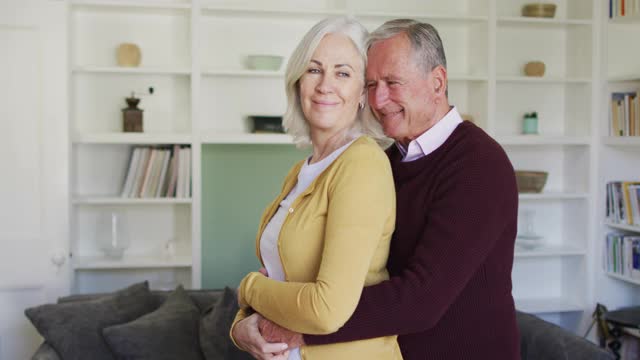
top-left (396, 106), bottom-right (463, 162)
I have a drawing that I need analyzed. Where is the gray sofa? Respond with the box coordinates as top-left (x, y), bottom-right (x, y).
top-left (31, 289), bottom-right (613, 360)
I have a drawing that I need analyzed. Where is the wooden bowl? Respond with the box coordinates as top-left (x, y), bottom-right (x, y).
top-left (524, 61), bottom-right (546, 77)
top-left (515, 171), bottom-right (548, 193)
top-left (116, 43), bottom-right (141, 67)
top-left (522, 3), bottom-right (557, 18)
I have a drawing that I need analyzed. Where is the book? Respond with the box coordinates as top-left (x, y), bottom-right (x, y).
top-left (120, 147), bottom-right (140, 198)
top-left (156, 149), bottom-right (171, 198)
top-left (166, 145), bottom-right (180, 198)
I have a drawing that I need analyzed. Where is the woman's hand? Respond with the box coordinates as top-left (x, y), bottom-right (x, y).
top-left (232, 313), bottom-right (290, 360)
top-left (258, 317), bottom-right (306, 349)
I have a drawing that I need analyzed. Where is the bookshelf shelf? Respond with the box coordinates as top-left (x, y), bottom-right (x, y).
top-left (498, 17), bottom-right (592, 27)
top-left (608, 75), bottom-right (640, 82)
top-left (201, 6), bottom-right (488, 23)
top-left (202, 69), bottom-right (284, 78)
top-left (70, 0), bottom-right (191, 11)
top-left (602, 136), bottom-right (640, 146)
top-left (201, 6), bottom-right (344, 17)
top-left (496, 76), bottom-right (591, 84)
top-left (200, 133), bottom-right (293, 144)
top-left (73, 66), bottom-right (191, 76)
top-left (515, 297), bottom-right (584, 314)
top-left (73, 255), bottom-right (192, 270)
top-left (609, 14), bottom-right (640, 24)
top-left (518, 193), bottom-right (589, 201)
top-left (605, 221), bottom-right (640, 233)
top-left (606, 272), bottom-right (640, 286)
top-left (497, 136), bottom-right (591, 146)
top-left (73, 133), bottom-right (193, 145)
top-left (356, 12), bottom-right (488, 23)
top-left (72, 197), bottom-right (192, 205)
top-left (515, 245), bottom-right (586, 258)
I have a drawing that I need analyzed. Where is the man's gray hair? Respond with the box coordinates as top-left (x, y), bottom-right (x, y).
top-left (282, 16), bottom-right (386, 148)
top-left (367, 19), bottom-right (447, 75)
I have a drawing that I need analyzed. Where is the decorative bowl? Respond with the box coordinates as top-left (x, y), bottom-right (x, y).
top-left (515, 171), bottom-right (548, 193)
top-left (246, 55), bottom-right (283, 71)
top-left (522, 3), bottom-right (557, 18)
top-left (524, 61), bottom-right (546, 77)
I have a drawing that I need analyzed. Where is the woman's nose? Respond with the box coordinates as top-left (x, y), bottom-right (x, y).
top-left (315, 74), bottom-right (334, 94)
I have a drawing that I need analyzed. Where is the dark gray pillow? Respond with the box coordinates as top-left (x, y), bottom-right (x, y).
top-left (517, 311), bottom-right (614, 360)
top-left (200, 287), bottom-right (253, 360)
top-left (103, 285), bottom-right (205, 360)
top-left (25, 281), bottom-right (156, 360)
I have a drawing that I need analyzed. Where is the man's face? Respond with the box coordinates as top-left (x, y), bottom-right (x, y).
top-left (365, 33), bottom-right (439, 146)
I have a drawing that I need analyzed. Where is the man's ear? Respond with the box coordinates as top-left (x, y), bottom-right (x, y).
top-left (432, 65), bottom-right (447, 96)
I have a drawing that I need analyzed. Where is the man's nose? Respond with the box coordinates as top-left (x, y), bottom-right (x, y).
top-left (370, 83), bottom-right (389, 109)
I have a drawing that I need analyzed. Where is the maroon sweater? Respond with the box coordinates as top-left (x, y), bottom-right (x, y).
top-left (304, 121), bottom-right (520, 359)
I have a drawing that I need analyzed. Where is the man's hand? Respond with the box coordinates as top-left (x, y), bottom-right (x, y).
top-left (258, 317), bottom-right (305, 349)
top-left (232, 313), bottom-right (289, 360)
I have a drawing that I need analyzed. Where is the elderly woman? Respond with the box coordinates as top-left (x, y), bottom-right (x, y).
top-left (231, 17), bottom-right (402, 360)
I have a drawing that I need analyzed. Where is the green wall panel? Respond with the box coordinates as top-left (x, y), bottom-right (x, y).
top-left (201, 144), bottom-right (306, 289)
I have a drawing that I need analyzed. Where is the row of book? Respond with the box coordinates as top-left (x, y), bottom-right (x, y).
top-left (606, 181), bottom-right (640, 225)
top-left (610, 91), bottom-right (639, 137)
top-left (604, 233), bottom-right (640, 278)
top-left (609, 0), bottom-right (640, 18)
top-left (120, 145), bottom-right (192, 198)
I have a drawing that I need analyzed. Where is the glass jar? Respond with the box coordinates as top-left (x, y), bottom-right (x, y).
top-left (97, 210), bottom-right (130, 259)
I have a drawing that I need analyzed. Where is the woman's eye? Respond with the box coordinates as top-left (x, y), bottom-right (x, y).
top-left (308, 68), bottom-right (321, 74)
top-left (337, 71), bottom-right (351, 78)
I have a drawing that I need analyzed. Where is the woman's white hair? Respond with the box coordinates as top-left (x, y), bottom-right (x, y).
top-left (283, 16), bottom-right (387, 148)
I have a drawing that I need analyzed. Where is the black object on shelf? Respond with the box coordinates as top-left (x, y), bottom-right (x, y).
top-left (249, 116), bottom-right (285, 134)
top-left (122, 96), bottom-right (143, 132)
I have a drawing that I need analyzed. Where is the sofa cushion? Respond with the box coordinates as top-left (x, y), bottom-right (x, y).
top-left (200, 287), bottom-right (253, 360)
top-left (25, 281), bottom-right (156, 360)
top-left (103, 285), bottom-right (205, 360)
top-left (59, 289), bottom-right (224, 312)
top-left (517, 311), bottom-right (614, 360)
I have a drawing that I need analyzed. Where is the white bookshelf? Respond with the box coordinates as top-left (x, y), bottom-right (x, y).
top-left (597, 2), bottom-right (640, 311)
top-left (66, 0), bottom-right (599, 319)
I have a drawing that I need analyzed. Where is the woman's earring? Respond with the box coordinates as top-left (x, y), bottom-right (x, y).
top-left (358, 102), bottom-right (364, 110)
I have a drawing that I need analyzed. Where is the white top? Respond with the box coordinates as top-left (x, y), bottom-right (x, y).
top-left (258, 137), bottom-right (357, 360)
top-left (396, 106), bottom-right (463, 162)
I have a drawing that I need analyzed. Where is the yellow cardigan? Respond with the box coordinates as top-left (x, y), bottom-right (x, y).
top-left (232, 136), bottom-right (402, 360)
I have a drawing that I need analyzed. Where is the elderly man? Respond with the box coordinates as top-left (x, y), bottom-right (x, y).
top-left (233, 19), bottom-right (520, 360)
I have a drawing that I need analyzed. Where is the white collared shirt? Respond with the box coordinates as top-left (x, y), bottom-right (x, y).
top-left (396, 106), bottom-right (463, 162)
